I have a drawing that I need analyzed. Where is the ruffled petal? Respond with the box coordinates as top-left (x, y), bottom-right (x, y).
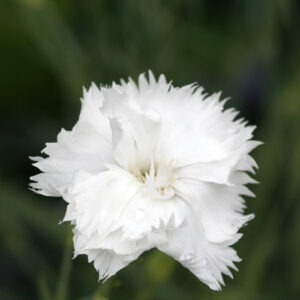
top-left (79, 83), bottom-right (110, 136)
top-left (86, 248), bottom-right (143, 281)
top-left (30, 122), bottom-right (113, 196)
top-left (116, 193), bottom-right (185, 242)
top-left (158, 200), bottom-right (241, 291)
top-left (65, 167), bottom-right (140, 240)
top-left (173, 178), bottom-right (253, 244)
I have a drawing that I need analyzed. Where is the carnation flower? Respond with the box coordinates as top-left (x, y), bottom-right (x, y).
top-left (30, 71), bottom-right (260, 290)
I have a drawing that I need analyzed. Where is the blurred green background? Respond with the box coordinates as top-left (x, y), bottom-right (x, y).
top-left (1, 0), bottom-right (300, 299)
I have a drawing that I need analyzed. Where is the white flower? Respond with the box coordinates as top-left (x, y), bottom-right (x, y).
top-left (30, 71), bottom-right (261, 290)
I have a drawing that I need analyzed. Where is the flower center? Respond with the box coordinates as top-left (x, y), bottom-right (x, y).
top-left (128, 160), bottom-right (176, 198)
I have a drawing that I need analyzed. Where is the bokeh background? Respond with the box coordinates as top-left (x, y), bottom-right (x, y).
top-left (1, 0), bottom-right (300, 299)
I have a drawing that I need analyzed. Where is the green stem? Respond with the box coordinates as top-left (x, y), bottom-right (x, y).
top-left (55, 235), bottom-right (73, 300)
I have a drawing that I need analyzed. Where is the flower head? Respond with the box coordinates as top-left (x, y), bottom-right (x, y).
top-left (30, 71), bottom-right (260, 290)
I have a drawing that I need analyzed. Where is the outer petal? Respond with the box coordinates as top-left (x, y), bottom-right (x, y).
top-left (30, 122), bottom-right (113, 196)
top-left (174, 158), bottom-right (238, 185)
top-left (173, 143), bottom-right (259, 186)
top-left (31, 83), bottom-right (113, 197)
top-left (65, 167), bottom-right (140, 240)
top-left (85, 248), bottom-right (143, 281)
top-left (79, 83), bottom-right (110, 137)
top-left (158, 200), bottom-right (241, 291)
top-left (150, 86), bottom-right (259, 169)
top-left (173, 178), bottom-right (253, 245)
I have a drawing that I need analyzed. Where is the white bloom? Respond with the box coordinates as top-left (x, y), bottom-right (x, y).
top-left (30, 71), bottom-right (261, 290)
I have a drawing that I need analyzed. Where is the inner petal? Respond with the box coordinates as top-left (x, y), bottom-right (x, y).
top-left (155, 164), bottom-right (174, 188)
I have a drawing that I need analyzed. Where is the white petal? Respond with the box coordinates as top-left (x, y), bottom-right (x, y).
top-left (174, 157), bottom-right (238, 185)
top-left (158, 200), bottom-right (241, 291)
top-left (31, 122), bottom-right (113, 196)
top-left (30, 173), bottom-right (71, 196)
top-left (105, 95), bottom-right (161, 170)
top-left (109, 117), bottom-right (138, 167)
top-left (86, 248), bottom-right (142, 280)
top-left (116, 193), bottom-right (185, 242)
top-left (66, 168), bottom-right (140, 240)
top-left (80, 83), bottom-right (110, 136)
top-left (152, 88), bottom-right (258, 167)
top-left (173, 179), bottom-right (253, 244)
top-left (138, 72), bottom-right (149, 92)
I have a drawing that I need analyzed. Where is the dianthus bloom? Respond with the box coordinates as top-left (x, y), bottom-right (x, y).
top-left (30, 71), bottom-right (260, 290)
